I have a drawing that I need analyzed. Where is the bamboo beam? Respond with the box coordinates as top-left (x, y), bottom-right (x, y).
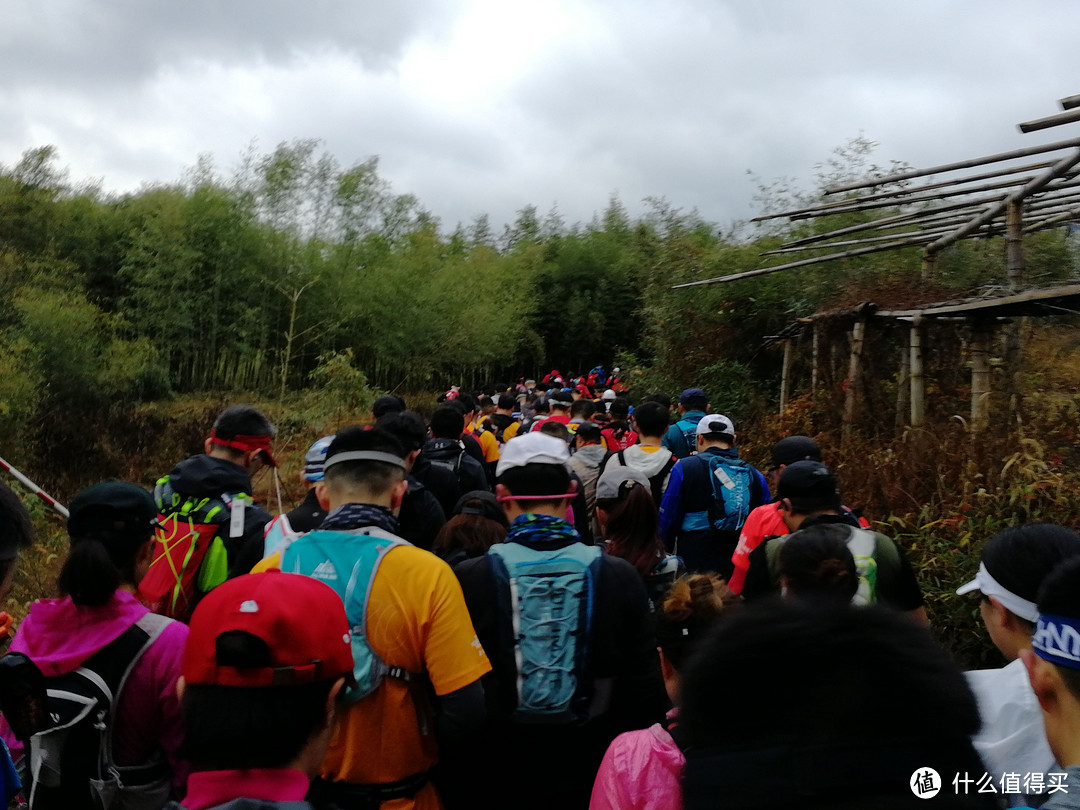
top-left (779, 339), bottom-right (793, 414)
top-left (926, 149), bottom-right (1080, 255)
top-left (842, 318), bottom-right (866, 443)
top-left (970, 321), bottom-right (992, 433)
top-left (922, 253), bottom-right (937, 282)
top-left (764, 227), bottom-right (957, 255)
top-left (671, 237), bottom-right (928, 289)
top-left (811, 323), bottom-right (821, 393)
top-left (825, 136), bottom-right (1080, 195)
top-left (1006, 201), bottom-right (1024, 290)
top-left (1061, 94), bottom-right (1080, 111)
top-left (1019, 108), bottom-right (1080, 134)
top-left (910, 315), bottom-right (925, 428)
top-left (1024, 209), bottom-right (1080, 233)
top-left (896, 339), bottom-right (910, 432)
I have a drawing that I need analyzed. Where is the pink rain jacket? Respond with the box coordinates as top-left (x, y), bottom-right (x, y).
top-left (0, 590), bottom-right (189, 791)
top-left (589, 720), bottom-right (683, 810)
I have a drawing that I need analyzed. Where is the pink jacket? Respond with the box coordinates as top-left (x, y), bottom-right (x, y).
top-left (590, 721), bottom-right (683, 810)
top-left (0, 590), bottom-right (189, 791)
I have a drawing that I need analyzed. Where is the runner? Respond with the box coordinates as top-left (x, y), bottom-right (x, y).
top-left (164, 571), bottom-right (353, 810)
top-left (661, 388), bottom-right (708, 459)
top-left (424, 407), bottom-right (490, 494)
top-left (454, 432), bottom-right (665, 810)
top-left (599, 401), bottom-right (675, 507)
top-left (2, 481), bottom-right (187, 808)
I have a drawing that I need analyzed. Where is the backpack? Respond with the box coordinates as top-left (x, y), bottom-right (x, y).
top-left (611, 450), bottom-right (677, 507)
top-left (23, 613), bottom-right (173, 810)
top-left (671, 418), bottom-right (699, 457)
top-left (488, 541), bottom-right (603, 724)
top-left (766, 525), bottom-right (880, 605)
top-left (281, 528), bottom-right (418, 704)
top-left (428, 448), bottom-right (464, 477)
top-left (139, 484), bottom-right (252, 622)
top-left (702, 454), bottom-right (755, 533)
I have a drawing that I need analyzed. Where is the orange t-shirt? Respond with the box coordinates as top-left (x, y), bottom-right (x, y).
top-left (472, 427), bottom-right (500, 462)
top-left (254, 544), bottom-right (491, 809)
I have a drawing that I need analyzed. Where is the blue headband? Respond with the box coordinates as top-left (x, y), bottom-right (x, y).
top-left (1033, 613), bottom-right (1080, 670)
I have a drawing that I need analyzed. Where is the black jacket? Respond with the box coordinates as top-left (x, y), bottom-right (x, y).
top-left (397, 476), bottom-right (446, 552)
top-left (421, 438), bottom-right (490, 496)
top-left (284, 488), bottom-right (326, 533)
top-left (454, 537), bottom-right (666, 809)
top-left (154, 454), bottom-right (271, 579)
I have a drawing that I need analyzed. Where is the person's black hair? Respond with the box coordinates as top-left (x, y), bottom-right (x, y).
top-left (535, 382), bottom-right (551, 393)
top-left (570, 399), bottom-right (595, 420)
top-left (430, 406), bottom-right (466, 440)
top-left (375, 411), bottom-right (427, 452)
top-left (632, 401), bottom-right (669, 438)
top-left (682, 394), bottom-right (707, 411)
top-left (679, 599), bottom-right (991, 810)
top-left (982, 523), bottom-right (1080, 612)
top-left (496, 394), bottom-right (516, 410)
top-left (0, 481), bottom-right (32, 586)
top-left (609, 397), bottom-right (630, 419)
top-left (534, 398), bottom-right (550, 415)
top-left (456, 393), bottom-right (477, 414)
top-left (498, 463), bottom-right (571, 510)
top-left (323, 427), bottom-right (405, 496)
top-left (58, 510), bottom-right (153, 608)
top-left (778, 525), bottom-right (858, 604)
top-left (1036, 555), bottom-right (1080, 701)
top-left (538, 420), bottom-right (570, 442)
top-left (372, 395), bottom-right (407, 420)
top-left (643, 393), bottom-right (671, 410)
top-left (212, 404), bottom-right (276, 440)
top-left (180, 631), bottom-right (334, 770)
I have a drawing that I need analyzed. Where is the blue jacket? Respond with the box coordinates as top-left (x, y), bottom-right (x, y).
top-left (661, 410), bottom-right (706, 459)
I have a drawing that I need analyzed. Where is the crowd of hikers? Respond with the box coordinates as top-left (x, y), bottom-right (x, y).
top-left (1, 370), bottom-right (1080, 809)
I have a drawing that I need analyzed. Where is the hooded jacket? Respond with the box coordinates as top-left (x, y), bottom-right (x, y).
top-left (590, 719), bottom-right (683, 810)
top-left (0, 590), bottom-right (189, 791)
top-left (156, 454), bottom-right (272, 579)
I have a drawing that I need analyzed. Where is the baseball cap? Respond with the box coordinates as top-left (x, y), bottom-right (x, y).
top-left (574, 422), bottom-right (603, 443)
top-left (67, 481), bottom-right (158, 542)
top-left (771, 436), bottom-right (823, 468)
top-left (956, 524), bottom-right (1080, 623)
top-left (777, 460), bottom-right (839, 511)
top-left (596, 466), bottom-right (650, 501)
top-left (496, 432), bottom-right (570, 477)
top-left (550, 391), bottom-right (574, 406)
top-left (680, 388), bottom-right (707, 405)
top-left (372, 395), bottom-right (406, 419)
top-left (184, 571), bottom-right (353, 688)
top-left (303, 435), bottom-right (335, 482)
top-left (453, 490), bottom-right (508, 527)
top-left (696, 414), bottom-right (735, 437)
top-left (601, 389), bottom-right (617, 401)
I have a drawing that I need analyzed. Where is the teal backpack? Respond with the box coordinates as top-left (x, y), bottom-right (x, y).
top-left (488, 541), bottom-right (603, 724)
top-left (281, 528), bottom-right (413, 703)
top-left (705, 454), bottom-right (754, 533)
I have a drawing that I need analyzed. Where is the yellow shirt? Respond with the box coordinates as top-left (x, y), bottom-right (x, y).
top-left (465, 423), bottom-right (500, 462)
top-left (254, 543), bottom-right (491, 809)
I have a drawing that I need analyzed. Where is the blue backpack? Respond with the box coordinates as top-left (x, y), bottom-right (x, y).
top-left (704, 454), bottom-right (755, 533)
top-left (671, 418), bottom-right (699, 457)
top-left (488, 541), bottom-right (603, 724)
top-left (281, 528), bottom-right (413, 704)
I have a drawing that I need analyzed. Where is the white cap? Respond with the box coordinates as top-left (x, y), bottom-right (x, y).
top-left (696, 414), bottom-right (735, 436)
top-left (601, 389), bottom-right (616, 401)
top-left (496, 432), bottom-right (570, 478)
top-left (596, 466), bottom-right (650, 501)
top-left (956, 562), bottom-right (1039, 623)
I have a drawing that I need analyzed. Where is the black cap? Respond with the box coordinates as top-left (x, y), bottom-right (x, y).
top-left (550, 391), bottom-right (574, 406)
top-left (777, 461), bottom-right (839, 513)
top-left (372, 395), bottom-right (406, 419)
top-left (574, 422), bottom-right (603, 443)
top-left (67, 481), bottom-right (158, 542)
top-left (771, 436), bottom-right (823, 468)
top-left (453, 490), bottom-right (508, 528)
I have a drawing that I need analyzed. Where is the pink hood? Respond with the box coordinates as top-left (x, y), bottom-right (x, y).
top-left (10, 589), bottom-right (152, 676)
top-left (590, 722), bottom-right (683, 810)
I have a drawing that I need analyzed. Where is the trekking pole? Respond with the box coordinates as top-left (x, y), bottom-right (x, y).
top-left (0, 455), bottom-right (69, 519)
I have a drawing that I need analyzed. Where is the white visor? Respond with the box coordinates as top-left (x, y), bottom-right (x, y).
top-left (956, 561), bottom-right (1039, 623)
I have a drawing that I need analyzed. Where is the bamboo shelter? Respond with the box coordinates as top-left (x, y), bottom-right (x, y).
top-left (678, 93), bottom-right (1080, 439)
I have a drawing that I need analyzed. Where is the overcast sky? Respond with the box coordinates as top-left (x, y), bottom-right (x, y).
top-left (2, 0), bottom-right (1077, 233)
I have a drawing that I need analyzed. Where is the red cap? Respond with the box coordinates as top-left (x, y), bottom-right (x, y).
top-left (184, 572), bottom-right (353, 688)
top-left (209, 431), bottom-right (279, 468)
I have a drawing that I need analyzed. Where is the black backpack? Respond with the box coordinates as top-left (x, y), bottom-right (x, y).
top-left (24, 613), bottom-right (173, 810)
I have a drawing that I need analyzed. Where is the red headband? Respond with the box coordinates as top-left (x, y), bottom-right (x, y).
top-left (210, 431), bottom-right (278, 467)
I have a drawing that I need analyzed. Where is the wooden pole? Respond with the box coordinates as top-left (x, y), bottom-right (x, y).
top-left (1019, 108), bottom-right (1080, 134)
top-left (1006, 201), bottom-right (1024, 291)
top-left (1061, 94), bottom-right (1080, 111)
top-left (896, 336), bottom-right (910, 432)
top-left (922, 253), bottom-right (937, 282)
top-left (970, 320), bottom-right (992, 434)
top-left (779, 339), bottom-right (793, 414)
top-left (811, 322), bottom-right (821, 393)
top-left (910, 315), bottom-right (926, 428)
top-left (842, 318), bottom-right (866, 443)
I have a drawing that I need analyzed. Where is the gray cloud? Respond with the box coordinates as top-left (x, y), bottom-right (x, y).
top-left (1, 0), bottom-right (1078, 233)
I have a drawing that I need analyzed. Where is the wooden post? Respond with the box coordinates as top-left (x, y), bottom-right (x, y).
top-left (779, 339), bottom-right (793, 414)
top-left (970, 320), bottom-right (992, 433)
top-left (922, 253), bottom-right (937, 282)
top-left (811, 322), bottom-right (821, 393)
top-left (842, 318), bottom-right (866, 443)
top-left (910, 315), bottom-right (926, 428)
top-left (1006, 201), bottom-right (1024, 290)
top-left (896, 338), bottom-right (910, 432)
